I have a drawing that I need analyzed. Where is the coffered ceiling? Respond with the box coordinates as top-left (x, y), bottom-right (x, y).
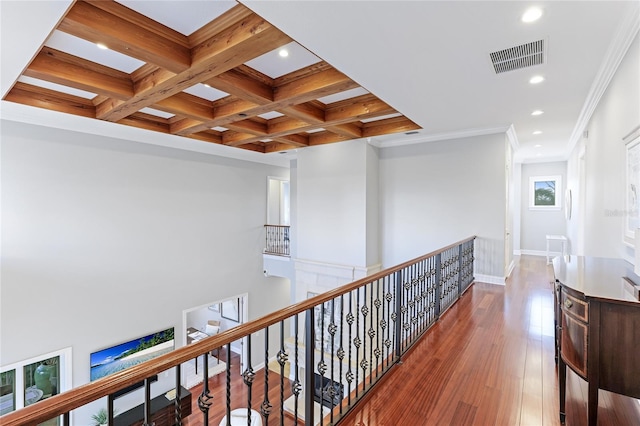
top-left (1, 0), bottom-right (419, 155)
top-left (1, 1), bottom-right (638, 164)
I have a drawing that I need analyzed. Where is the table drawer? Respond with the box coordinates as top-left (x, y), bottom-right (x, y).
top-left (561, 291), bottom-right (588, 322)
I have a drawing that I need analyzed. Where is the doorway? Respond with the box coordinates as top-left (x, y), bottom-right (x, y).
top-left (182, 294), bottom-right (248, 389)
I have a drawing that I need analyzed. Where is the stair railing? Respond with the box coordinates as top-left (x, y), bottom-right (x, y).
top-left (0, 236), bottom-right (475, 426)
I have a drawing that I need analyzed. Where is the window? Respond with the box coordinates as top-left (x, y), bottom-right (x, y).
top-left (529, 175), bottom-right (562, 210)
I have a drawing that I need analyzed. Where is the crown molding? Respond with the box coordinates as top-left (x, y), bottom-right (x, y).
top-left (372, 125), bottom-right (511, 149)
top-left (565, 1), bottom-right (640, 158)
top-left (506, 124), bottom-right (520, 152)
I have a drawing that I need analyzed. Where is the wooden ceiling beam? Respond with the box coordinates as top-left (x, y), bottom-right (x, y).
top-left (153, 92), bottom-right (214, 122)
top-left (362, 117), bottom-right (421, 137)
top-left (325, 94), bottom-right (396, 124)
top-left (274, 68), bottom-right (359, 105)
top-left (118, 113), bottom-right (171, 133)
top-left (309, 131), bottom-right (352, 146)
top-left (187, 130), bottom-right (223, 145)
top-left (59, 0), bottom-right (191, 73)
top-left (263, 141), bottom-right (306, 153)
top-left (274, 134), bottom-right (309, 147)
top-left (326, 123), bottom-right (362, 138)
top-left (204, 68), bottom-right (273, 104)
top-left (25, 47), bottom-right (133, 100)
top-left (5, 82), bottom-right (96, 118)
top-left (226, 119), bottom-right (268, 136)
top-left (95, 12), bottom-right (290, 123)
top-left (279, 103), bottom-right (325, 124)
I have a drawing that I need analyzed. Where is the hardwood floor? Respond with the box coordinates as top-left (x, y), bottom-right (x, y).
top-left (338, 255), bottom-right (640, 426)
top-left (179, 256), bottom-right (640, 425)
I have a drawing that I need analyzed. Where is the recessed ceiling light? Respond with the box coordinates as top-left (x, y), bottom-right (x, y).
top-left (533, 130), bottom-right (543, 135)
top-left (534, 144), bottom-right (542, 148)
top-left (278, 49), bottom-right (289, 58)
top-left (529, 75), bottom-right (545, 84)
top-left (96, 43), bottom-right (108, 50)
top-left (531, 110), bottom-right (544, 116)
top-left (522, 7), bottom-right (543, 23)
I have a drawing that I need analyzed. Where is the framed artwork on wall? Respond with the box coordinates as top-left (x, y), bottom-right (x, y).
top-left (623, 125), bottom-right (640, 246)
top-left (529, 175), bottom-right (562, 210)
top-left (221, 298), bottom-right (240, 322)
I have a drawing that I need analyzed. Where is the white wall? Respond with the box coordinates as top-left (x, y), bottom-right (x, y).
top-left (519, 161), bottom-right (568, 253)
top-left (570, 33), bottom-right (640, 260)
top-left (0, 121), bottom-right (291, 414)
top-left (379, 134), bottom-right (506, 279)
top-left (296, 139), bottom-right (378, 268)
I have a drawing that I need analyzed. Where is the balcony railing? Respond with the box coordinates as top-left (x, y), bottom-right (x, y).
top-left (1, 236), bottom-right (475, 426)
top-left (264, 225), bottom-right (290, 256)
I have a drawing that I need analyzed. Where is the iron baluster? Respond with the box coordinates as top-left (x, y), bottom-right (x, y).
top-left (368, 283), bottom-right (374, 386)
top-left (225, 343), bottom-right (232, 426)
top-left (108, 393), bottom-right (114, 426)
top-left (346, 291), bottom-right (354, 406)
top-left (374, 279), bottom-right (381, 379)
top-left (355, 287), bottom-right (361, 398)
top-left (198, 353), bottom-right (212, 426)
top-left (278, 321), bottom-right (287, 426)
top-left (329, 298), bottom-right (336, 425)
top-left (338, 294), bottom-right (345, 415)
top-left (143, 377), bottom-right (152, 426)
top-left (304, 308), bottom-right (315, 426)
top-left (394, 270), bottom-right (402, 360)
top-left (242, 335), bottom-right (255, 426)
top-left (261, 326), bottom-right (272, 424)
top-left (174, 364), bottom-right (182, 426)
top-left (293, 314), bottom-right (301, 425)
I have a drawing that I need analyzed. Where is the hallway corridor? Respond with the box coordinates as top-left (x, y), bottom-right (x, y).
top-left (339, 255), bottom-right (640, 425)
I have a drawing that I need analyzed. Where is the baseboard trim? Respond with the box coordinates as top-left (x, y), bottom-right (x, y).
top-left (474, 274), bottom-right (505, 286)
top-left (505, 260), bottom-right (516, 278)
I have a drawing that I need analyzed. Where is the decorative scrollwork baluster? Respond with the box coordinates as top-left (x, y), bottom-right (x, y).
top-left (278, 321), bottom-right (287, 425)
top-left (198, 354), bottom-right (212, 426)
top-left (292, 315), bottom-right (301, 425)
top-left (242, 336), bottom-right (255, 426)
top-left (261, 326), bottom-right (271, 424)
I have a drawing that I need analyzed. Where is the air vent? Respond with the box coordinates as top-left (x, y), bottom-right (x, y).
top-left (490, 39), bottom-right (545, 74)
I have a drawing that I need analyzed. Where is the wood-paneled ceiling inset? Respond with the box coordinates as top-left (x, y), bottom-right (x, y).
top-left (3, 0), bottom-right (420, 153)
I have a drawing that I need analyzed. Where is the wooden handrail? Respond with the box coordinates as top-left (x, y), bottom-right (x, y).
top-left (263, 224), bottom-right (290, 228)
top-left (1, 236), bottom-right (475, 425)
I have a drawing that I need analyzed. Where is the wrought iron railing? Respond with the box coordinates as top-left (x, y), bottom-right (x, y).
top-left (0, 236), bottom-right (475, 426)
top-left (264, 225), bottom-right (290, 256)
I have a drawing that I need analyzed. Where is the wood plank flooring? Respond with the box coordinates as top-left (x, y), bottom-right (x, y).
top-left (179, 256), bottom-right (640, 425)
top-left (338, 255), bottom-right (640, 426)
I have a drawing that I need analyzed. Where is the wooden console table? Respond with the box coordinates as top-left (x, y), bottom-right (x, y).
top-left (552, 255), bottom-right (640, 425)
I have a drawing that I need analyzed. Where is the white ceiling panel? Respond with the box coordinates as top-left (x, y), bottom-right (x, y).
top-left (317, 87), bottom-right (369, 105)
top-left (246, 42), bottom-right (321, 79)
top-left (45, 30), bottom-right (145, 73)
top-left (115, 0), bottom-right (237, 36)
top-left (17, 76), bottom-right (97, 99)
top-left (140, 108), bottom-right (175, 119)
top-left (183, 84), bottom-right (228, 102)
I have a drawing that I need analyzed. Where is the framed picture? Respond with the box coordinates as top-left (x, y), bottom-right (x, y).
top-left (529, 175), bottom-right (562, 210)
top-left (90, 328), bottom-right (174, 381)
top-left (624, 125), bottom-right (640, 246)
top-left (221, 299), bottom-right (240, 322)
